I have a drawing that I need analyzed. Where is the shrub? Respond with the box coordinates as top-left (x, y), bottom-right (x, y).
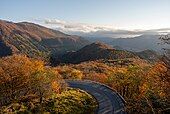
top-left (0, 89), bottom-right (98, 114)
top-left (45, 89), bottom-right (97, 114)
top-left (56, 66), bottom-right (83, 80)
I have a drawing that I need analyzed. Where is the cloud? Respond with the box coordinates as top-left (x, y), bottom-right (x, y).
top-left (41, 19), bottom-right (170, 38)
top-left (44, 19), bottom-right (66, 25)
top-left (43, 19), bottom-right (114, 33)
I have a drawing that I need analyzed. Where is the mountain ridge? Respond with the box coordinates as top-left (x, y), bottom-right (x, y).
top-left (0, 20), bottom-right (89, 57)
top-left (52, 42), bottom-right (136, 64)
top-left (109, 34), bottom-right (169, 52)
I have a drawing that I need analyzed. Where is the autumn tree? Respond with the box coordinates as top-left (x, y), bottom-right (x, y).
top-left (30, 68), bottom-right (64, 104)
top-left (0, 55), bottom-right (35, 105)
top-left (56, 66), bottom-right (83, 80)
top-left (0, 55), bottom-right (64, 106)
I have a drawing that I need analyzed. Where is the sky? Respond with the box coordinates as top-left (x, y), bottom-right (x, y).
top-left (1, 0), bottom-right (170, 37)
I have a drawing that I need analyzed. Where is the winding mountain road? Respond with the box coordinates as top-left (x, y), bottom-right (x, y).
top-left (66, 80), bottom-right (126, 114)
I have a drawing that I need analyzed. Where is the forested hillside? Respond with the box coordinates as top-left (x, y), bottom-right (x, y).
top-left (0, 55), bottom-right (97, 113)
top-left (52, 42), bottom-right (136, 64)
top-left (0, 20), bottom-right (89, 58)
top-left (0, 20), bottom-right (169, 114)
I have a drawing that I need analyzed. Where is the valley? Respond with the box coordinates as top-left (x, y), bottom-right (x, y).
top-left (0, 20), bottom-right (169, 114)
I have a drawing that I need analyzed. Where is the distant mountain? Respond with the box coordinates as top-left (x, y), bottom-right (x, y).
top-left (109, 35), bottom-right (170, 53)
top-left (135, 50), bottom-right (161, 62)
top-left (53, 42), bottom-right (136, 64)
top-left (0, 20), bottom-right (89, 57)
top-left (83, 37), bottom-right (114, 43)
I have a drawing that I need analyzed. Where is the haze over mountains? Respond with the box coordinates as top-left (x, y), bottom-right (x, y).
top-left (42, 19), bottom-right (170, 53)
top-left (109, 35), bottom-right (170, 53)
top-left (0, 20), bottom-right (163, 63)
top-left (77, 33), bottom-right (169, 53)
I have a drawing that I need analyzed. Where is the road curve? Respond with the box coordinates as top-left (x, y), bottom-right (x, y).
top-left (66, 80), bottom-right (126, 114)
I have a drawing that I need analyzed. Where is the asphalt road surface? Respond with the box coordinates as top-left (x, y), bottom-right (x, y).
top-left (66, 80), bottom-right (126, 114)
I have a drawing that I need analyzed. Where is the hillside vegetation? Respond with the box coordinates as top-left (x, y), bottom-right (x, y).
top-left (52, 42), bottom-right (136, 64)
top-left (0, 55), bottom-right (97, 114)
top-left (55, 59), bottom-right (170, 113)
top-left (0, 20), bottom-right (89, 58)
top-left (135, 49), bottom-right (160, 62)
top-left (0, 20), bottom-right (169, 114)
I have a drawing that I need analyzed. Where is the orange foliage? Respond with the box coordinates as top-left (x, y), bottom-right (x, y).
top-left (0, 55), bottom-right (64, 106)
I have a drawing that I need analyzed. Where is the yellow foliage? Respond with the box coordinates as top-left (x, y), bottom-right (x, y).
top-left (55, 66), bottom-right (83, 80)
top-left (0, 55), bottom-right (64, 106)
